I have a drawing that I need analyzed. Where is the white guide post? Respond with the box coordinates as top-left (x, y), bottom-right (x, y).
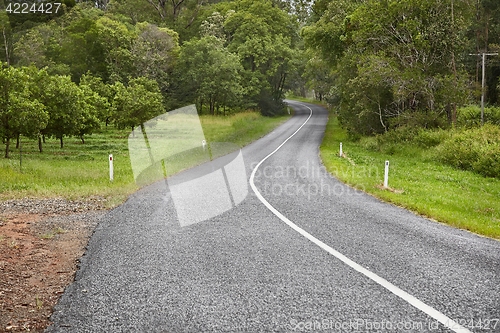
top-left (384, 160), bottom-right (389, 188)
top-left (339, 142), bottom-right (343, 157)
top-left (109, 154), bottom-right (114, 181)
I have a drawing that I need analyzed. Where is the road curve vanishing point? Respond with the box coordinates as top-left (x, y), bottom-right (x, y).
top-left (48, 101), bottom-right (500, 333)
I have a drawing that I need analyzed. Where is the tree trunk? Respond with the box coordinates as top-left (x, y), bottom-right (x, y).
top-left (141, 123), bottom-right (155, 165)
top-left (2, 27), bottom-right (10, 67)
top-left (60, 136), bottom-right (64, 148)
top-left (210, 97), bottom-right (215, 115)
top-left (42, 135), bottom-right (45, 143)
top-left (38, 135), bottom-right (43, 153)
top-left (4, 137), bottom-right (10, 158)
top-left (450, 0), bottom-right (458, 127)
top-left (16, 133), bottom-right (19, 149)
top-left (80, 135), bottom-right (85, 144)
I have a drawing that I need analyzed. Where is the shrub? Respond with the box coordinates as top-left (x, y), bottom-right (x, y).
top-left (414, 128), bottom-right (450, 148)
top-left (457, 105), bottom-right (500, 127)
top-left (435, 125), bottom-right (500, 178)
top-left (359, 136), bottom-right (379, 151)
top-left (376, 126), bottom-right (418, 147)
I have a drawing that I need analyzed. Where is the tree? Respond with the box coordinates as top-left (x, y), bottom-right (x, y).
top-left (222, 0), bottom-right (297, 114)
top-left (0, 10), bottom-right (12, 66)
top-left (0, 65), bottom-right (48, 158)
top-left (303, 53), bottom-right (333, 101)
top-left (79, 73), bottom-right (113, 125)
top-left (131, 22), bottom-right (179, 93)
top-left (40, 75), bottom-right (88, 148)
top-left (111, 77), bottom-right (165, 131)
top-left (303, 0), bottom-right (475, 134)
top-left (77, 80), bottom-right (109, 143)
top-left (108, 0), bottom-right (160, 25)
top-left (94, 16), bottom-right (135, 83)
top-left (175, 36), bottom-right (243, 114)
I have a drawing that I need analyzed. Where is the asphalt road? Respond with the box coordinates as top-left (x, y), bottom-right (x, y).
top-left (47, 102), bottom-right (500, 332)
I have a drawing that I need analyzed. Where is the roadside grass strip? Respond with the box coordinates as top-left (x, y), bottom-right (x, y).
top-left (320, 115), bottom-right (500, 240)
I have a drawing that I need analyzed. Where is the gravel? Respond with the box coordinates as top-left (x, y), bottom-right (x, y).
top-left (0, 197), bottom-right (108, 215)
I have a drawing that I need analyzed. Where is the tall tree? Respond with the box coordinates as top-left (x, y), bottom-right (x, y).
top-left (131, 22), bottom-right (179, 94)
top-left (304, 0), bottom-right (475, 134)
top-left (175, 36), bottom-right (243, 114)
top-left (0, 10), bottom-right (12, 66)
top-left (222, 0), bottom-right (297, 114)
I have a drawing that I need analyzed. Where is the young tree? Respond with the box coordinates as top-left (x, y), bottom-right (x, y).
top-left (79, 73), bottom-right (113, 125)
top-left (111, 77), bottom-right (165, 131)
top-left (0, 65), bottom-right (48, 158)
top-left (40, 75), bottom-right (87, 148)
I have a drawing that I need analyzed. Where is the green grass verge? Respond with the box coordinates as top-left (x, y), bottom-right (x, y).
top-left (320, 115), bottom-right (500, 239)
top-left (0, 111), bottom-right (290, 207)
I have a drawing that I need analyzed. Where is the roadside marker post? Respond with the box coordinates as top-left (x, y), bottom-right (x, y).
top-left (384, 160), bottom-right (389, 188)
top-left (339, 142), bottom-right (343, 157)
top-left (202, 140), bottom-right (207, 151)
top-left (109, 154), bottom-right (114, 181)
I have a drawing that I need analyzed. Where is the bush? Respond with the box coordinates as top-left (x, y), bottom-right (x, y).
top-left (376, 126), bottom-right (418, 147)
top-left (457, 105), bottom-right (500, 127)
top-left (413, 128), bottom-right (450, 148)
top-left (359, 136), bottom-right (379, 151)
top-left (434, 125), bottom-right (500, 178)
top-left (258, 91), bottom-right (286, 117)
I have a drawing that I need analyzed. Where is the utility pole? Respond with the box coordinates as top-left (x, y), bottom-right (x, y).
top-left (470, 52), bottom-right (498, 126)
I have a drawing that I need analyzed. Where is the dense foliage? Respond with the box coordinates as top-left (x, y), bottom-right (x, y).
top-left (0, 0), bottom-right (312, 157)
top-left (303, 0), bottom-right (500, 135)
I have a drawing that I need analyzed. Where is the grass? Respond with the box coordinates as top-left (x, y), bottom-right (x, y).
top-left (40, 227), bottom-right (66, 240)
top-left (320, 115), bottom-right (500, 239)
top-left (0, 111), bottom-right (290, 206)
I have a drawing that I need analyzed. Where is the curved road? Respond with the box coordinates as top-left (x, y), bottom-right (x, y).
top-left (48, 102), bottom-right (500, 332)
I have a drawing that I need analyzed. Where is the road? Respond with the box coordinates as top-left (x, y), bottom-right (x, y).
top-left (47, 102), bottom-right (500, 332)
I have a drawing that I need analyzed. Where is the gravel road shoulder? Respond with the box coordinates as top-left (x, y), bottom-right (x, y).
top-left (0, 198), bottom-right (108, 332)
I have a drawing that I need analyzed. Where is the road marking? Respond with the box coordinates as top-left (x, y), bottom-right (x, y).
top-left (249, 102), bottom-right (472, 333)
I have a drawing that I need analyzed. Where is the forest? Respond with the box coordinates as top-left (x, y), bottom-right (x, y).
top-left (1, 0), bottom-right (499, 165)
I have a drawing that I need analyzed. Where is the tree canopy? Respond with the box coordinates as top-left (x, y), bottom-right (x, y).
top-left (1, 0), bottom-right (499, 156)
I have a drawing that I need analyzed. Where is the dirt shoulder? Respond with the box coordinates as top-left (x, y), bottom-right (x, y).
top-left (0, 198), bottom-right (108, 332)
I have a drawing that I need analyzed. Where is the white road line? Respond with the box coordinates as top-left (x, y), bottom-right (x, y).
top-left (249, 102), bottom-right (472, 333)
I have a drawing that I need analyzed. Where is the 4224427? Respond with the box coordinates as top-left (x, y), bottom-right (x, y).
top-left (5, 2), bottom-right (62, 14)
